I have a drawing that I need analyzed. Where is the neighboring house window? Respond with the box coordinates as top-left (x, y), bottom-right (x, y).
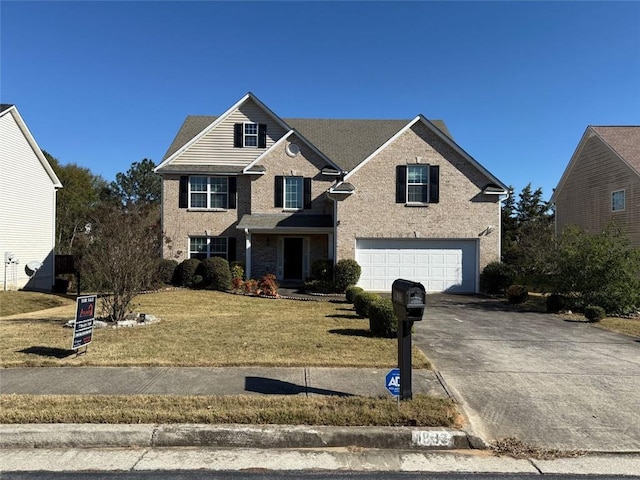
top-left (179, 176), bottom-right (236, 210)
top-left (396, 165), bottom-right (440, 204)
top-left (189, 236), bottom-right (236, 261)
top-left (612, 190), bottom-right (625, 212)
top-left (274, 176), bottom-right (312, 209)
top-left (234, 123), bottom-right (267, 148)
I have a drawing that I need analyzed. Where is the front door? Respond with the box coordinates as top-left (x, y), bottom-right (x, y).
top-left (283, 237), bottom-right (304, 281)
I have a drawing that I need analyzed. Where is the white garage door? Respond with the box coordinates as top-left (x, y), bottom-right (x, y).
top-left (355, 239), bottom-right (478, 293)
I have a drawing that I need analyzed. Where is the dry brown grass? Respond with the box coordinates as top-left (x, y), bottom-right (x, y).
top-left (0, 394), bottom-right (458, 427)
top-left (0, 289), bottom-right (430, 368)
top-left (596, 317), bottom-right (640, 338)
top-left (0, 291), bottom-right (74, 317)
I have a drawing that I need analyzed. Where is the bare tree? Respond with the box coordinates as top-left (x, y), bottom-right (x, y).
top-left (81, 204), bottom-right (161, 322)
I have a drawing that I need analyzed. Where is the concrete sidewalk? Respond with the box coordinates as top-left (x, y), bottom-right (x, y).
top-left (0, 366), bottom-right (446, 397)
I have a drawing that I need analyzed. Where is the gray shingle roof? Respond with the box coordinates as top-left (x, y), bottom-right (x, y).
top-left (0, 104), bottom-right (15, 114)
top-left (591, 126), bottom-right (640, 174)
top-left (237, 214), bottom-right (333, 231)
top-left (158, 164), bottom-right (245, 175)
top-left (161, 114), bottom-right (451, 173)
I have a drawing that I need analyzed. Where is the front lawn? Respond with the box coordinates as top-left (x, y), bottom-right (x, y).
top-left (0, 291), bottom-right (74, 317)
top-left (0, 289), bottom-right (430, 368)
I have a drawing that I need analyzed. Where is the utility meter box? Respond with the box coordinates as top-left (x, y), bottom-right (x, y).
top-left (391, 279), bottom-right (426, 322)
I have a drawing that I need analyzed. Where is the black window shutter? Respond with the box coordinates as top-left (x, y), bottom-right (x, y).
top-left (429, 165), bottom-right (440, 203)
top-left (304, 178), bottom-right (312, 209)
top-left (227, 237), bottom-right (236, 262)
top-left (228, 177), bottom-right (237, 209)
top-left (396, 166), bottom-right (407, 203)
top-left (258, 124), bottom-right (267, 148)
top-left (179, 176), bottom-right (189, 208)
top-left (274, 176), bottom-right (283, 208)
top-left (234, 123), bottom-right (243, 148)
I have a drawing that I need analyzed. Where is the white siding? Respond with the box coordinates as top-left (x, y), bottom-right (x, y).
top-left (0, 111), bottom-right (57, 291)
top-left (172, 99), bottom-right (288, 166)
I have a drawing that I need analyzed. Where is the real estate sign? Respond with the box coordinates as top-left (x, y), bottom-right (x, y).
top-left (72, 295), bottom-right (96, 350)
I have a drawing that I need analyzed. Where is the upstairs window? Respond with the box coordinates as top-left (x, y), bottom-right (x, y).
top-left (396, 164), bottom-right (439, 204)
top-left (274, 176), bottom-right (312, 210)
top-left (612, 190), bottom-right (625, 212)
top-left (407, 165), bottom-right (429, 203)
top-left (284, 177), bottom-right (304, 210)
top-left (179, 176), bottom-right (237, 210)
top-left (234, 123), bottom-right (267, 148)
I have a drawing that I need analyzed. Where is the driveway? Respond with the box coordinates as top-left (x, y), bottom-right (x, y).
top-left (413, 294), bottom-right (640, 452)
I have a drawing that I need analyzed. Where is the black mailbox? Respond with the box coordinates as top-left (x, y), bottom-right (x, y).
top-left (391, 279), bottom-right (426, 322)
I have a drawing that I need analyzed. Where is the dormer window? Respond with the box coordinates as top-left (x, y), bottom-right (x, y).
top-left (234, 123), bottom-right (267, 148)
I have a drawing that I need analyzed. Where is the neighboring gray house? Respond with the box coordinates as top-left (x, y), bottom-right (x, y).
top-left (0, 104), bottom-right (62, 291)
top-left (155, 93), bottom-right (507, 293)
top-left (552, 126), bottom-right (640, 248)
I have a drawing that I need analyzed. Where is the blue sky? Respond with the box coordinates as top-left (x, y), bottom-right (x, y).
top-left (2, 1), bottom-right (639, 200)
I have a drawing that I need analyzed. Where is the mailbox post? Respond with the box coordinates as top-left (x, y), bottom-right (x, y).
top-left (391, 279), bottom-right (426, 400)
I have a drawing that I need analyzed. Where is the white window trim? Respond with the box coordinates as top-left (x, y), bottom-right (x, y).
top-left (243, 122), bottom-right (258, 148)
top-left (188, 176), bottom-right (228, 210)
top-left (189, 236), bottom-right (229, 260)
top-left (284, 176), bottom-right (304, 211)
top-left (611, 189), bottom-right (626, 212)
top-left (406, 164), bottom-right (429, 205)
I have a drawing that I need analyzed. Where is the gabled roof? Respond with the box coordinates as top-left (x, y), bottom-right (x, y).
top-left (551, 125), bottom-right (640, 203)
top-left (156, 92), bottom-right (291, 171)
top-left (0, 104), bottom-right (62, 188)
top-left (160, 112), bottom-right (451, 174)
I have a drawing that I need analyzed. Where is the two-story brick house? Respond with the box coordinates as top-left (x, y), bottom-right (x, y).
top-left (155, 93), bottom-right (508, 293)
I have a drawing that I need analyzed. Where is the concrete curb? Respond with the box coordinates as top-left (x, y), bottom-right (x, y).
top-left (0, 424), bottom-right (472, 450)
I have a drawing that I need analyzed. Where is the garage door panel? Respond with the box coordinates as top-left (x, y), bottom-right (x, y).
top-left (355, 239), bottom-right (477, 293)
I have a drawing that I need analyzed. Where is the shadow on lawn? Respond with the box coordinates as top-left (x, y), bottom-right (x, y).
top-left (17, 346), bottom-right (75, 358)
top-left (326, 313), bottom-right (361, 320)
top-left (328, 328), bottom-right (375, 338)
top-left (245, 377), bottom-right (352, 397)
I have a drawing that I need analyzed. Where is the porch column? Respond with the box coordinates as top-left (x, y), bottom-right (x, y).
top-left (244, 229), bottom-right (252, 279)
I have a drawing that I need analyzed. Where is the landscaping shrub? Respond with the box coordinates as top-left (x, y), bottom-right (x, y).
top-left (231, 264), bottom-right (244, 292)
top-left (173, 258), bottom-right (201, 287)
top-left (334, 259), bottom-right (362, 293)
top-left (243, 279), bottom-right (258, 294)
top-left (353, 291), bottom-right (380, 318)
top-left (311, 259), bottom-right (333, 282)
top-left (259, 273), bottom-right (279, 297)
top-left (345, 285), bottom-right (364, 304)
top-left (156, 259), bottom-right (178, 285)
top-left (506, 284), bottom-right (529, 304)
top-left (368, 296), bottom-right (397, 338)
top-left (546, 294), bottom-right (567, 313)
top-left (479, 262), bottom-right (515, 294)
top-left (197, 257), bottom-right (232, 291)
top-left (584, 305), bottom-right (606, 322)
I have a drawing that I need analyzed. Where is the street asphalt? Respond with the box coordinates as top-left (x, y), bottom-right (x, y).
top-left (414, 294), bottom-right (640, 453)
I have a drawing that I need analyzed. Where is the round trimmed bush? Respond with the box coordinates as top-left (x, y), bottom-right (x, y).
top-left (480, 262), bottom-right (515, 294)
top-left (157, 259), bottom-right (178, 285)
top-left (353, 291), bottom-right (380, 318)
top-left (334, 259), bottom-right (362, 293)
top-left (584, 305), bottom-right (606, 322)
top-left (368, 297), bottom-right (397, 338)
top-left (345, 285), bottom-right (364, 304)
top-left (546, 294), bottom-right (566, 313)
top-left (197, 257), bottom-right (232, 291)
top-left (506, 284), bottom-right (529, 304)
top-left (173, 258), bottom-right (201, 287)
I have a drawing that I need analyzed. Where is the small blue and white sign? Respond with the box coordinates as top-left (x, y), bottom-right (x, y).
top-left (385, 368), bottom-right (400, 397)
